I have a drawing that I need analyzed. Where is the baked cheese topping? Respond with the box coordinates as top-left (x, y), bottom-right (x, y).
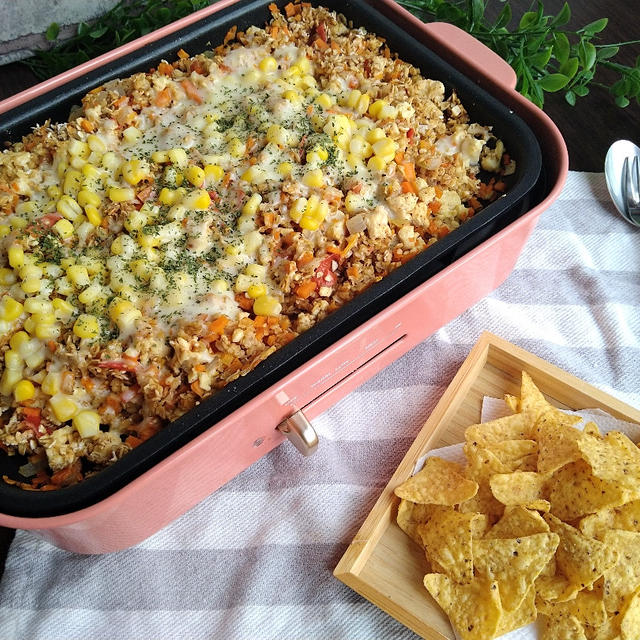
top-left (0, 3), bottom-right (512, 488)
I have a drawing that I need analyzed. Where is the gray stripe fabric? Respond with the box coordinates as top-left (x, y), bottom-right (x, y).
top-left (1, 172), bottom-right (639, 640)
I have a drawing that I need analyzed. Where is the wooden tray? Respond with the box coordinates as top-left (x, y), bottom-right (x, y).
top-left (333, 331), bottom-right (640, 640)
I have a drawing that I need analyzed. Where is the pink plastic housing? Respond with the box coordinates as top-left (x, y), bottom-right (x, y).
top-left (0, 0), bottom-right (568, 553)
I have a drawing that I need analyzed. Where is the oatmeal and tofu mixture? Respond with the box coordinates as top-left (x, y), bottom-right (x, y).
top-left (0, 2), bottom-right (511, 488)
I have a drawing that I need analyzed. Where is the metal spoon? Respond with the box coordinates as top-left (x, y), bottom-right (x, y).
top-left (605, 139), bottom-right (640, 226)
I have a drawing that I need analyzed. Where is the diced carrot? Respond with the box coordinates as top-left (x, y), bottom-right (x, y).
top-left (79, 118), bottom-right (94, 132)
top-left (347, 265), bottom-right (359, 279)
top-left (125, 435), bottom-right (143, 448)
top-left (468, 197), bottom-right (482, 211)
top-left (296, 280), bottom-right (317, 298)
top-left (136, 417), bottom-right (162, 441)
top-left (208, 316), bottom-right (229, 335)
top-left (154, 87), bottom-right (172, 107)
top-left (190, 59), bottom-right (205, 75)
top-left (222, 172), bottom-right (232, 188)
top-left (80, 377), bottom-right (94, 391)
top-left (191, 380), bottom-right (205, 397)
top-left (351, 182), bottom-right (363, 194)
top-left (248, 156), bottom-right (258, 165)
top-left (47, 340), bottom-right (57, 352)
top-left (235, 293), bottom-right (254, 311)
top-left (254, 316), bottom-right (267, 327)
top-left (395, 151), bottom-right (404, 164)
top-left (113, 95), bottom-right (128, 108)
top-left (429, 200), bottom-right (442, 213)
top-left (50, 461), bottom-right (82, 487)
top-left (314, 37), bottom-right (329, 51)
top-left (284, 2), bottom-right (297, 16)
top-left (177, 48), bottom-right (190, 59)
top-left (401, 181), bottom-right (418, 194)
top-left (434, 185), bottom-right (443, 198)
top-left (264, 211), bottom-right (276, 227)
top-left (268, 2), bottom-right (279, 14)
top-left (158, 61), bottom-right (173, 76)
top-left (400, 161), bottom-right (416, 182)
top-left (494, 180), bottom-right (506, 192)
top-left (181, 79), bottom-right (202, 104)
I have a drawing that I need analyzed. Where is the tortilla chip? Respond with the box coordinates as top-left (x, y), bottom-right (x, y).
top-left (460, 445), bottom-right (509, 517)
top-left (612, 499), bottom-right (640, 532)
top-left (481, 439), bottom-right (538, 472)
top-left (578, 431), bottom-right (640, 483)
top-left (545, 514), bottom-right (619, 591)
top-left (485, 505), bottom-right (550, 539)
top-left (396, 499), bottom-right (446, 545)
top-left (536, 574), bottom-right (581, 602)
top-left (621, 586), bottom-right (640, 640)
top-left (490, 471), bottom-right (548, 506)
top-left (539, 614), bottom-right (587, 640)
top-left (417, 510), bottom-right (480, 583)
top-left (504, 393), bottom-right (519, 414)
top-left (585, 613), bottom-right (622, 640)
top-left (496, 586), bottom-right (537, 635)
top-left (548, 459), bottom-right (632, 521)
top-left (583, 421), bottom-right (601, 438)
top-left (520, 371), bottom-right (553, 424)
top-left (423, 574), bottom-right (502, 640)
top-left (465, 413), bottom-right (532, 447)
top-left (579, 509), bottom-right (615, 540)
top-left (537, 589), bottom-right (607, 627)
top-left (473, 532), bottom-right (559, 611)
top-left (535, 410), bottom-right (584, 475)
top-left (602, 530), bottom-right (640, 613)
top-left (394, 457), bottom-right (478, 505)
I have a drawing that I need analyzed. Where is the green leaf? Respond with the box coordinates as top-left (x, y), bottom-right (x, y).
top-left (615, 95), bottom-right (630, 108)
top-left (530, 47), bottom-right (553, 69)
top-left (559, 57), bottom-right (579, 79)
top-left (573, 85), bottom-right (589, 97)
top-left (89, 25), bottom-right (109, 39)
top-left (596, 46), bottom-right (619, 60)
top-left (538, 73), bottom-right (570, 91)
top-left (493, 3), bottom-right (512, 30)
top-left (553, 32), bottom-right (570, 64)
top-left (551, 2), bottom-right (571, 27)
top-left (45, 22), bottom-right (60, 41)
top-left (578, 41), bottom-right (597, 71)
top-left (519, 11), bottom-right (538, 30)
top-left (77, 21), bottom-right (89, 38)
top-left (565, 90), bottom-right (576, 105)
top-left (581, 17), bottom-right (608, 35)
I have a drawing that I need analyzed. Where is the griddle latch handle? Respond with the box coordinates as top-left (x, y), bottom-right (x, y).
top-left (277, 411), bottom-right (318, 457)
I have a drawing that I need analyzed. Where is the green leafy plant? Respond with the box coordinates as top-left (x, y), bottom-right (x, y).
top-left (22, 0), bottom-right (640, 109)
top-left (397, 0), bottom-right (640, 108)
top-left (23, 0), bottom-right (212, 80)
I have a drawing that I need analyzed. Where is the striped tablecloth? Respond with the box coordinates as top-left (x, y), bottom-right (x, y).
top-left (1, 171), bottom-right (639, 640)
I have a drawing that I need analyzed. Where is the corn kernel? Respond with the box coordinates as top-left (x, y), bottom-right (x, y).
top-left (366, 127), bottom-right (386, 144)
top-left (241, 166), bottom-right (266, 184)
top-left (130, 259), bottom-right (153, 281)
top-left (7, 245), bottom-right (24, 269)
top-left (49, 394), bottom-right (78, 422)
top-left (204, 164), bottom-right (224, 184)
top-left (289, 197), bottom-right (307, 223)
top-left (78, 283), bottom-right (106, 306)
top-left (41, 372), bottom-right (60, 396)
top-left (63, 169), bottom-right (83, 196)
top-left (84, 204), bottom-right (103, 226)
top-left (367, 155), bottom-right (387, 171)
top-left (0, 369), bottom-right (22, 396)
top-left (151, 150), bottom-right (169, 164)
top-left (242, 193), bottom-right (262, 217)
top-left (266, 124), bottom-right (291, 147)
top-left (355, 94), bottom-right (371, 115)
top-left (302, 169), bottom-right (324, 189)
top-left (123, 126), bottom-right (142, 143)
top-left (168, 148), bottom-right (188, 168)
top-left (73, 314), bottom-right (100, 339)
top-left (57, 195), bottom-right (83, 220)
top-left (77, 189), bottom-right (101, 208)
top-left (66, 265), bottom-right (90, 288)
top-left (349, 135), bottom-right (373, 158)
top-left (108, 187), bottom-right (135, 203)
top-left (315, 93), bottom-right (334, 109)
top-left (102, 151), bottom-right (120, 171)
top-left (243, 230), bottom-right (262, 253)
top-left (258, 55), bottom-right (277, 73)
top-left (34, 322), bottom-right (60, 340)
top-left (13, 380), bottom-right (35, 403)
top-left (0, 268), bottom-right (16, 287)
top-left (299, 215), bottom-right (322, 231)
top-left (73, 410), bottom-right (101, 438)
top-left (81, 163), bottom-right (103, 181)
top-left (283, 90), bottom-right (301, 105)
top-left (242, 69), bottom-right (263, 85)
top-left (247, 283), bottom-right (267, 299)
top-left (278, 161), bottom-right (293, 177)
top-left (210, 279), bottom-right (228, 294)
top-left (109, 298), bottom-right (142, 331)
top-left (19, 264), bottom-right (42, 281)
top-left (372, 137), bottom-right (398, 159)
top-left (345, 89), bottom-right (362, 109)
top-left (47, 185), bottom-right (62, 200)
top-left (183, 189), bottom-right (211, 210)
top-left (0, 296), bottom-right (24, 322)
top-left (299, 74), bottom-right (316, 89)
top-left (53, 218), bottom-right (75, 238)
top-left (121, 158), bottom-right (149, 185)
top-left (185, 165), bottom-right (206, 187)
top-left (4, 350), bottom-right (22, 370)
top-left (87, 134), bottom-right (107, 154)
top-left (0, 224), bottom-right (10, 238)
top-left (368, 99), bottom-right (386, 119)
top-left (253, 294), bottom-right (282, 316)
top-left (228, 138), bottom-right (245, 158)
top-left (52, 298), bottom-right (75, 322)
top-left (20, 279), bottom-right (41, 295)
top-left (312, 200), bottom-right (329, 222)
top-left (9, 331), bottom-right (29, 352)
top-left (23, 298), bottom-right (53, 315)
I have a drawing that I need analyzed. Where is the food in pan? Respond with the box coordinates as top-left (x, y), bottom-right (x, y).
top-left (0, 2), bottom-right (512, 489)
top-left (395, 372), bottom-right (640, 640)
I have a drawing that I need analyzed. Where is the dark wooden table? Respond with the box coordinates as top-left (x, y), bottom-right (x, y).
top-left (0, 0), bottom-right (637, 575)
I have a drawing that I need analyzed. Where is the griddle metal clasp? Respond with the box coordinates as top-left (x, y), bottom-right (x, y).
top-left (277, 410), bottom-right (318, 457)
